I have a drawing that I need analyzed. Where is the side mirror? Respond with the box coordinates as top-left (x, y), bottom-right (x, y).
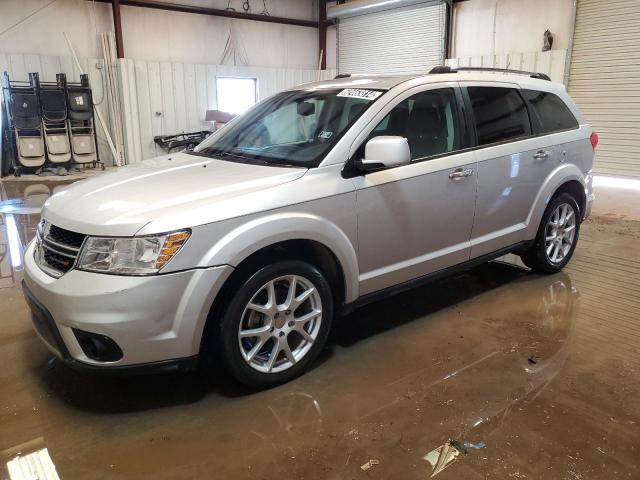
top-left (359, 136), bottom-right (411, 171)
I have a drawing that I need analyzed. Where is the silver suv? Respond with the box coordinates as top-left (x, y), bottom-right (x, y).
top-left (23, 67), bottom-right (595, 387)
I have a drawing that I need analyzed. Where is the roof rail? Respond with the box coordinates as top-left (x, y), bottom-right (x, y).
top-left (334, 73), bottom-right (351, 79)
top-left (429, 65), bottom-right (551, 81)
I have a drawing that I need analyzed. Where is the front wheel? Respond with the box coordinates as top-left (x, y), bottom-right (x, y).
top-left (217, 260), bottom-right (333, 389)
top-left (520, 193), bottom-right (581, 274)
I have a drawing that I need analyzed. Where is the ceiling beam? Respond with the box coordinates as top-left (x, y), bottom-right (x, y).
top-left (90, 0), bottom-right (319, 28)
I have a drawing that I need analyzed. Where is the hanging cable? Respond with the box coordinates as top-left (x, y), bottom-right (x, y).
top-left (261, 0), bottom-right (270, 16)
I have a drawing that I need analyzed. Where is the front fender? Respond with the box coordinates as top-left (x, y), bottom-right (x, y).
top-left (201, 212), bottom-right (360, 303)
top-left (524, 163), bottom-right (586, 239)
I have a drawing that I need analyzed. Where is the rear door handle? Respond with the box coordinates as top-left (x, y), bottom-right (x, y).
top-left (533, 150), bottom-right (549, 160)
top-left (449, 168), bottom-right (474, 179)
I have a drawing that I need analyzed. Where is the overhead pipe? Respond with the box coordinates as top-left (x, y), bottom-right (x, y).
top-left (90, 0), bottom-right (319, 28)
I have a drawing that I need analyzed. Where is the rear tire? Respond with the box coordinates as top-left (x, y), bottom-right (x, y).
top-left (217, 260), bottom-right (333, 389)
top-left (520, 193), bottom-right (580, 274)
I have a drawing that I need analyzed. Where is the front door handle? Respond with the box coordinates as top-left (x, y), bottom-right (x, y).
top-left (449, 168), bottom-right (474, 180)
top-left (533, 150), bottom-right (549, 160)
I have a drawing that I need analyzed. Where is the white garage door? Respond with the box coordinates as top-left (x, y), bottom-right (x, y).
top-left (568, 0), bottom-right (640, 177)
top-left (337, 2), bottom-right (445, 75)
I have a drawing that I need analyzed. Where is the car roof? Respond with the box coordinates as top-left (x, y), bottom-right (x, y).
top-left (296, 71), bottom-right (567, 96)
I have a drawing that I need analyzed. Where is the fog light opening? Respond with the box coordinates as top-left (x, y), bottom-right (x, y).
top-left (73, 329), bottom-right (123, 362)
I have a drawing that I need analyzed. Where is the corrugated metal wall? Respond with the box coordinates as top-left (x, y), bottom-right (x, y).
top-left (446, 49), bottom-right (568, 84)
top-left (117, 59), bottom-right (336, 163)
top-left (567, 0), bottom-right (640, 177)
top-left (337, 2), bottom-right (445, 75)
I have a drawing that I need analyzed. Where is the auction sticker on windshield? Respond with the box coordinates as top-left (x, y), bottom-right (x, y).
top-left (337, 89), bottom-right (383, 101)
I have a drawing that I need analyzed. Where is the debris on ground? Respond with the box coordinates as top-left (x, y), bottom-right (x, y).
top-left (463, 441), bottom-right (486, 450)
top-left (360, 459), bottom-right (380, 471)
top-left (424, 442), bottom-right (460, 477)
top-left (449, 439), bottom-right (468, 455)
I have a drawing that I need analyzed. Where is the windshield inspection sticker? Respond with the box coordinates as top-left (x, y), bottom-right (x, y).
top-left (318, 130), bottom-right (333, 139)
top-left (337, 89), bottom-right (382, 101)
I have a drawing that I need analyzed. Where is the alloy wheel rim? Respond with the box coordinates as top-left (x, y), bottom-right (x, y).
top-left (238, 275), bottom-right (322, 373)
top-left (544, 203), bottom-right (577, 264)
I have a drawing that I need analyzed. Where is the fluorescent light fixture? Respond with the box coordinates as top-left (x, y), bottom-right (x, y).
top-left (5, 214), bottom-right (23, 269)
top-left (593, 175), bottom-right (640, 192)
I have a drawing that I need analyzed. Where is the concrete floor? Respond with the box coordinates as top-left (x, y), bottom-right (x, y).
top-left (0, 177), bottom-right (639, 479)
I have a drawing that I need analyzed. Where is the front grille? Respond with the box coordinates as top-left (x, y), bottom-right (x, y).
top-left (35, 220), bottom-right (87, 277)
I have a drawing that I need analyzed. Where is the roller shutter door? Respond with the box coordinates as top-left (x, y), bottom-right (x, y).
top-left (337, 2), bottom-right (445, 75)
top-left (568, 0), bottom-right (640, 177)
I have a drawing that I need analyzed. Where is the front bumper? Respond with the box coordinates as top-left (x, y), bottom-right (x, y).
top-left (23, 241), bottom-right (233, 370)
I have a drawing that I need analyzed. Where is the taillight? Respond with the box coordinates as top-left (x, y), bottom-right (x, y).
top-left (590, 131), bottom-right (599, 150)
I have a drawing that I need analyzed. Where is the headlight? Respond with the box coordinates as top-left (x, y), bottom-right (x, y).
top-left (77, 230), bottom-right (191, 275)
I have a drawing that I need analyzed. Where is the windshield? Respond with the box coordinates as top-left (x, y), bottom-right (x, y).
top-left (192, 88), bottom-right (383, 167)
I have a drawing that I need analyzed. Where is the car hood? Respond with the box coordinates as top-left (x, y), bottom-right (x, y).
top-left (42, 153), bottom-right (307, 236)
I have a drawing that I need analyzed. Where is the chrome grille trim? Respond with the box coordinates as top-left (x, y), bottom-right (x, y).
top-left (34, 220), bottom-right (87, 278)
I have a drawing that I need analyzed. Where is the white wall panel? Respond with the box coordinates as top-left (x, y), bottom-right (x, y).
top-left (445, 49), bottom-right (568, 84)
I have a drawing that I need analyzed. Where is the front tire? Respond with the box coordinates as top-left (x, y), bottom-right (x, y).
top-left (217, 260), bottom-right (333, 389)
top-left (520, 193), bottom-right (581, 274)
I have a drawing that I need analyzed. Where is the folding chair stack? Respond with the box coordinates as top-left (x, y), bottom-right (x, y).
top-left (2, 72), bottom-right (45, 176)
top-left (67, 74), bottom-right (103, 169)
top-left (39, 73), bottom-right (72, 167)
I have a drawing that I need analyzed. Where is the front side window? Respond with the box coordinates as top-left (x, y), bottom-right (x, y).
top-left (468, 87), bottom-right (531, 146)
top-left (368, 88), bottom-right (462, 160)
top-left (194, 89), bottom-right (379, 167)
top-left (522, 89), bottom-right (579, 134)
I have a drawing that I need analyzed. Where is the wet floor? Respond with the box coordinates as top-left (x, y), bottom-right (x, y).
top-left (0, 178), bottom-right (639, 479)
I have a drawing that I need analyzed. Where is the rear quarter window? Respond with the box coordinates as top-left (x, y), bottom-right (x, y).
top-left (467, 87), bottom-right (532, 146)
top-left (522, 89), bottom-right (579, 134)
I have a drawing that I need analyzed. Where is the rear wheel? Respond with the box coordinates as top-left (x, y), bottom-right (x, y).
top-left (217, 260), bottom-right (333, 389)
top-left (520, 193), bottom-right (580, 274)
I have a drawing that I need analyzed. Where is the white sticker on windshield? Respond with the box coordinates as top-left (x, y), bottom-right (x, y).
top-left (318, 130), bottom-right (333, 139)
top-left (336, 89), bottom-right (382, 101)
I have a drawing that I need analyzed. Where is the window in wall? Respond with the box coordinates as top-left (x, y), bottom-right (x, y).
top-left (522, 89), bottom-right (578, 134)
top-left (216, 77), bottom-right (257, 114)
top-left (369, 88), bottom-right (462, 160)
top-left (467, 87), bottom-right (531, 146)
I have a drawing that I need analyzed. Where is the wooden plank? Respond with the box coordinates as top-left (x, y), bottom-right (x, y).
top-left (87, 57), bottom-right (114, 166)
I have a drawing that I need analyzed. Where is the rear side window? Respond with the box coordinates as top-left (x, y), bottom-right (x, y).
top-left (522, 89), bottom-right (579, 134)
top-left (467, 87), bottom-right (531, 146)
